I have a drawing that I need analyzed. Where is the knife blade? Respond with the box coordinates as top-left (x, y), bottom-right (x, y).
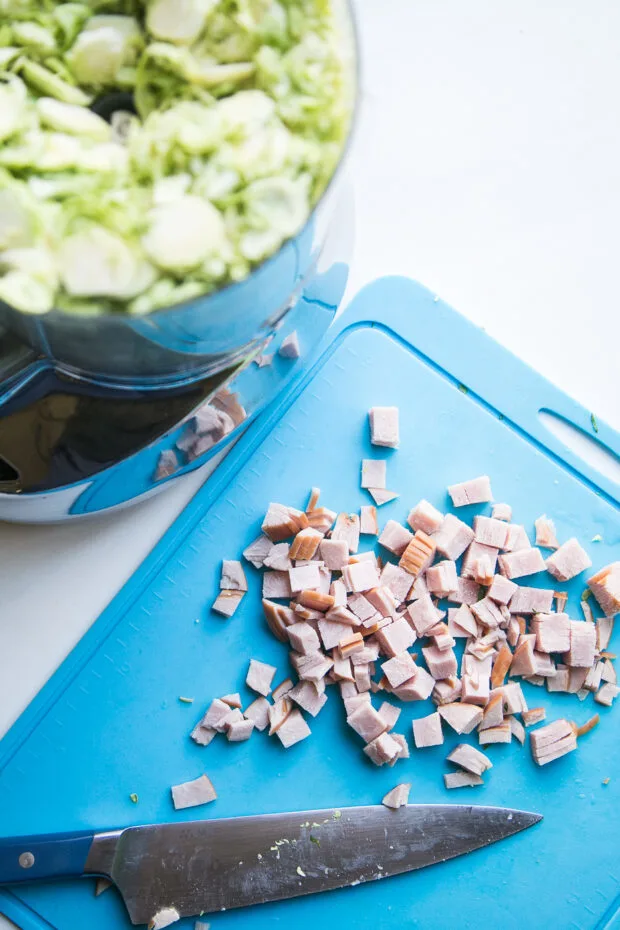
top-left (0, 804), bottom-right (541, 925)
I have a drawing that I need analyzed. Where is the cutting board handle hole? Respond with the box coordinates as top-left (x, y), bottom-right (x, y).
top-left (539, 409), bottom-right (620, 485)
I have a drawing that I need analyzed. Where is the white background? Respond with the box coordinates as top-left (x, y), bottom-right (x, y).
top-left (1, 1), bottom-right (619, 925)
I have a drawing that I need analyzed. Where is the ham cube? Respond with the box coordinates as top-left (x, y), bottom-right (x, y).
top-left (380, 563), bottom-right (415, 602)
top-left (438, 702), bottom-right (482, 734)
top-left (546, 667), bottom-right (570, 692)
top-left (220, 560), bottom-right (248, 591)
top-left (378, 701), bottom-right (401, 731)
top-left (447, 576), bottom-right (481, 606)
top-left (493, 681), bottom-right (527, 714)
top-left (502, 524), bottom-right (532, 552)
top-left (498, 547), bottom-right (546, 579)
top-left (471, 556), bottom-right (494, 586)
top-left (276, 709), bottom-right (311, 748)
top-left (382, 651), bottom-right (417, 688)
top-left (348, 593), bottom-right (377, 622)
top-left (382, 783), bottom-right (411, 809)
top-left (565, 621), bottom-right (596, 667)
top-left (379, 520), bottom-right (413, 556)
top-left (522, 707), bottom-right (546, 727)
top-left (171, 774), bottom-right (217, 810)
top-left (263, 571), bottom-right (293, 599)
top-left (354, 664), bottom-right (372, 692)
top-left (289, 528), bottom-right (323, 561)
top-left (332, 652), bottom-right (355, 682)
top-left (487, 574), bottom-right (517, 605)
top-left (492, 503), bottom-right (512, 522)
top-left (490, 644), bottom-right (513, 688)
top-left (399, 531), bottom-right (436, 576)
top-left (297, 590), bottom-right (334, 612)
top-left (546, 538), bottom-right (592, 582)
top-left (263, 543), bottom-right (292, 571)
top-left (227, 719), bottom-right (255, 742)
top-left (597, 616), bottom-right (614, 651)
top-left (407, 499), bottom-right (444, 535)
top-left (389, 732), bottom-right (410, 762)
top-left (393, 667), bottom-right (435, 701)
top-left (332, 513), bottom-right (360, 553)
top-left (369, 406), bottom-right (399, 448)
top-left (474, 516), bottom-right (509, 549)
top-left (211, 590), bottom-right (244, 618)
top-left (471, 596), bottom-right (504, 630)
top-left (365, 585), bottom-right (398, 617)
top-left (279, 330), bottom-right (300, 358)
top-left (342, 560), bottom-right (381, 593)
top-left (287, 622), bottom-right (320, 655)
top-left (530, 718), bottom-right (577, 765)
top-left (244, 697), bottom-right (270, 731)
top-left (478, 722), bottom-right (511, 745)
top-left (432, 514), bottom-right (475, 560)
top-left (447, 743), bottom-right (492, 776)
top-left (412, 712), bottom-right (443, 748)
top-left (407, 594), bottom-right (442, 636)
top-left (376, 616), bottom-right (417, 657)
top-left (368, 489), bottom-right (400, 506)
top-left (447, 475), bottom-right (493, 506)
top-left (325, 605), bottom-right (358, 627)
top-left (288, 681), bottom-right (328, 717)
top-left (347, 702), bottom-right (388, 742)
top-left (262, 503), bottom-right (308, 542)
top-left (190, 724), bottom-right (216, 746)
top-left (202, 698), bottom-right (233, 732)
top-left (307, 507), bottom-right (337, 533)
top-left (595, 683), bottom-right (620, 706)
top-left (242, 534), bottom-right (272, 569)
top-left (364, 731), bottom-right (401, 766)
top-left (444, 771), bottom-right (483, 789)
top-left (461, 656), bottom-right (491, 706)
top-left (534, 515), bottom-right (559, 549)
top-left (289, 563), bottom-right (321, 593)
top-left (447, 605), bottom-right (478, 638)
top-left (360, 505), bottom-right (379, 535)
top-left (426, 560), bottom-right (458, 598)
top-left (422, 644), bottom-right (457, 680)
top-left (330, 579), bottom-right (347, 607)
top-left (431, 676), bottom-right (462, 705)
top-left (318, 618), bottom-right (354, 651)
top-left (588, 562), bottom-right (620, 617)
top-left (510, 636), bottom-right (537, 677)
top-left (508, 715), bottom-right (526, 744)
top-left (150, 907), bottom-right (181, 929)
top-left (246, 659), bottom-right (277, 696)
top-left (531, 613), bottom-right (571, 653)
top-left (509, 586), bottom-right (554, 615)
top-left (461, 541), bottom-right (499, 580)
top-left (361, 459), bottom-right (387, 490)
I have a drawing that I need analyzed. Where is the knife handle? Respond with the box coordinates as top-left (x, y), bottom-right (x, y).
top-left (0, 831), bottom-right (95, 884)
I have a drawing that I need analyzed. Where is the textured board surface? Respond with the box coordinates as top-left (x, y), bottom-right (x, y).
top-left (1, 277), bottom-right (619, 930)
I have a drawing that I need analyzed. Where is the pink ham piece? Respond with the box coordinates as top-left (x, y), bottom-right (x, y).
top-left (227, 719), bottom-right (255, 742)
top-left (149, 907), bottom-right (181, 929)
top-left (438, 702), bottom-right (482, 734)
top-left (364, 731), bottom-right (401, 766)
top-left (448, 475), bottom-right (493, 507)
top-left (369, 406), bottom-right (399, 448)
top-left (399, 531), bottom-right (436, 577)
top-left (330, 579), bottom-right (347, 607)
top-left (368, 489), bottom-right (400, 506)
top-left (287, 622), bottom-right (320, 655)
top-left (244, 697), bottom-right (270, 731)
top-left (289, 528), bottom-right (323, 561)
top-left (432, 629), bottom-right (456, 651)
top-left (493, 681), bottom-right (528, 714)
top-left (211, 590), bottom-right (244, 618)
top-left (492, 503), bottom-right (512, 522)
top-left (297, 590), bottom-right (334, 612)
top-left (502, 524), bottom-right (532, 552)
top-left (407, 500), bottom-right (444, 535)
top-left (522, 707), bottom-right (546, 727)
top-left (422, 644), bottom-right (457, 680)
top-left (307, 507), bottom-right (337, 533)
top-left (332, 513), bottom-right (360, 554)
top-left (341, 560), bottom-right (381, 593)
top-left (278, 331), bottom-right (300, 358)
top-left (190, 722), bottom-right (217, 746)
top-left (262, 503), bottom-right (308, 542)
top-left (535, 515), bottom-right (559, 549)
top-left (288, 681), bottom-right (328, 717)
top-left (305, 487), bottom-right (321, 511)
top-left (220, 693), bottom-right (242, 708)
top-left (409, 574), bottom-right (430, 601)
top-left (565, 621), bottom-right (596, 668)
top-left (378, 520), bottom-right (413, 556)
top-left (242, 534), bottom-right (272, 569)
top-left (298, 652), bottom-right (334, 683)
top-left (201, 698), bottom-right (233, 732)
top-left (289, 563), bottom-right (321, 593)
top-left (171, 774), bottom-right (217, 810)
top-left (530, 718), bottom-right (577, 765)
top-left (393, 667), bottom-right (435, 701)
top-left (461, 654), bottom-right (492, 706)
top-left (471, 597), bottom-right (504, 630)
top-left (426, 560), bottom-right (458, 598)
top-left (276, 709), bottom-right (311, 747)
top-left (325, 605), bottom-right (358, 627)
top-left (375, 616), bottom-right (417, 657)
top-left (478, 722), bottom-right (512, 745)
top-left (263, 571), bottom-right (292, 599)
top-left (479, 693), bottom-right (503, 730)
top-left (461, 541), bottom-right (499, 580)
top-left (220, 560), bottom-right (248, 591)
top-left (348, 593), bottom-right (377, 622)
top-left (530, 613), bottom-right (571, 653)
top-left (412, 712), bottom-right (443, 748)
top-left (389, 733), bottom-right (410, 762)
top-left (382, 783), bottom-right (411, 809)
top-left (510, 635), bottom-right (537, 677)
top-left (546, 538), bottom-right (592, 582)
top-left (588, 562), bottom-right (620, 617)
top-left (382, 651), bottom-right (417, 688)
top-left (471, 556), bottom-right (494, 586)
top-left (361, 459), bottom-right (387, 490)
top-left (263, 543), bottom-right (292, 571)
top-left (378, 701), bottom-right (401, 731)
top-left (473, 516), bottom-right (509, 549)
top-left (509, 586), bottom-right (555, 615)
top-left (246, 659), bottom-right (277, 696)
top-left (347, 702), bottom-right (388, 742)
top-left (407, 595), bottom-right (442, 636)
top-left (332, 652), bottom-right (354, 682)
top-left (365, 585), bottom-right (398, 617)
top-left (595, 683), bottom-right (620, 706)
top-left (262, 601), bottom-right (294, 642)
top-left (498, 547), bottom-right (546, 579)
top-left (268, 697), bottom-right (293, 734)
top-left (447, 743), bottom-right (492, 776)
top-left (380, 563), bottom-right (415, 602)
top-left (360, 505), bottom-right (379, 535)
top-left (431, 676), bottom-right (462, 705)
top-left (447, 577), bottom-right (481, 606)
top-left (432, 514), bottom-right (475, 560)
top-left (354, 664), bottom-right (372, 692)
top-left (508, 715), bottom-right (526, 744)
top-left (444, 771), bottom-right (483, 789)
top-left (487, 574), bottom-right (517, 606)
top-left (546, 667), bottom-right (570, 692)
top-left (318, 618), bottom-right (355, 651)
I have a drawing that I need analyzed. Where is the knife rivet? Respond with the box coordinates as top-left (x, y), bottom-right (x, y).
top-left (19, 852), bottom-right (35, 869)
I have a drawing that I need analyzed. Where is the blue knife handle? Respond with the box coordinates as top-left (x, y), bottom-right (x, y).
top-left (0, 831), bottom-right (95, 884)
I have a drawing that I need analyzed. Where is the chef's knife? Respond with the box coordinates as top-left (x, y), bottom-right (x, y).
top-left (0, 804), bottom-right (541, 925)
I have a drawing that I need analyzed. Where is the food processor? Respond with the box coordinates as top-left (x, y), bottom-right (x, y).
top-left (0, 3), bottom-right (358, 523)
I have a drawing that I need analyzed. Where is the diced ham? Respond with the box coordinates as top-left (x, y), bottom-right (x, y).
top-left (378, 701), bottom-right (401, 731)
top-left (426, 560), bottom-right (459, 597)
top-left (478, 722), bottom-right (511, 745)
top-left (444, 770), bottom-right (483, 789)
top-left (389, 732), bottom-right (410, 762)
top-left (393, 667), bottom-right (435, 701)
top-left (325, 605), bottom-right (359, 626)
top-left (379, 520), bottom-right (413, 557)
top-left (382, 651), bottom-right (417, 688)
top-left (509, 586), bottom-right (554, 615)
top-left (287, 622), bottom-right (320, 655)
top-left (545, 538), bottom-right (592, 583)
top-left (149, 906), bottom-right (182, 929)
top-left (347, 702), bottom-right (388, 742)
top-left (263, 571), bottom-right (293, 599)
top-left (263, 543), bottom-right (292, 571)
top-left (298, 590), bottom-right (334, 612)
top-left (422, 644), bottom-right (457, 680)
top-left (201, 698), bottom-right (232, 732)
top-left (262, 503), bottom-right (309, 542)
top-left (530, 718), bottom-right (577, 765)
top-left (305, 487), bottom-right (321, 512)
top-left (243, 534), bottom-right (272, 569)
top-left (365, 585), bottom-right (398, 617)
top-left (294, 604), bottom-right (322, 621)
top-left (471, 556), bottom-right (494, 586)
top-left (227, 718), bottom-right (255, 742)
top-left (566, 667), bottom-right (589, 694)
top-left (431, 676), bottom-right (462, 705)
top-left (369, 406), bottom-right (399, 448)
top-left (350, 642), bottom-right (380, 665)
top-left (376, 616), bottom-right (416, 657)
top-left (473, 516), bottom-right (509, 549)
top-left (584, 661), bottom-right (604, 692)
top-left (522, 707), bottom-right (546, 727)
top-left (332, 652), bottom-right (355, 681)
top-left (399, 531), bottom-right (436, 577)
top-left (289, 528), bottom-right (323, 561)
top-left (360, 505), bottom-right (379, 535)
top-left (332, 513), bottom-right (360, 553)
top-left (220, 560), bottom-right (248, 591)
top-left (318, 618), bottom-right (354, 651)
top-left (595, 683), bottom-right (620, 706)
top-left (448, 475), bottom-right (493, 507)
top-left (447, 743), bottom-right (492, 776)
top-left (508, 715), bottom-right (526, 744)
top-left (364, 731), bottom-right (401, 765)
top-left (289, 563), bottom-right (321, 593)
top-left (407, 499), bottom-right (444, 535)
top-left (380, 563), bottom-right (415, 602)
top-left (407, 595), bottom-right (442, 636)
top-left (307, 507), bottom-right (337, 533)
top-left (171, 774), bottom-right (217, 810)
top-left (432, 514), bottom-right (475, 560)
top-left (461, 541), bottom-right (499, 581)
top-left (447, 606), bottom-right (478, 639)
top-left (461, 655), bottom-right (491, 706)
top-left (211, 590), bottom-right (244, 618)
top-left (382, 783), bottom-right (411, 808)
top-left (220, 693), bottom-right (242, 708)
top-left (492, 503), bottom-right (512, 522)
top-left (288, 681), bottom-right (328, 717)
top-left (471, 597), bottom-right (504, 630)
top-left (342, 560), bottom-right (381, 593)
top-left (190, 724), bottom-right (216, 746)
top-left (498, 547), bottom-right (546, 579)
top-left (338, 633), bottom-right (364, 658)
top-left (487, 574), bottom-right (517, 606)
top-left (276, 709), bottom-right (311, 747)
top-left (409, 575), bottom-right (430, 601)
top-left (361, 459), bottom-right (387, 490)
top-left (348, 593), bottom-right (377, 622)
top-left (268, 697), bottom-right (293, 735)
top-left (243, 697), bottom-right (271, 731)
top-left (510, 635), bottom-right (537, 677)
top-left (446, 576), bottom-right (481, 605)
top-left (354, 664), bottom-right (372, 692)
top-left (502, 524), bottom-right (532, 552)
top-left (479, 693), bottom-right (503, 730)
top-left (368, 489), bottom-right (400, 506)
top-left (438, 702), bottom-right (482, 734)
top-left (546, 667), bottom-right (570, 692)
top-left (588, 562), bottom-right (620, 617)
top-left (490, 644), bottom-right (513, 688)
top-left (246, 659), bottom-right (277, 696)
top-left (534, 515), bottom-right (559, 549)
top-left (565, 621), bottom-right (597, 668)
top-left (601, 659), bottom-right (616, 684)
top-left (432, 629), bottom-right (456, 652)
top-left (276, 330), bottom-right (300, 359)
top-left (344, 692), bottom-right (371, 714)
top-left (493, 682), bottom-right (527, 714)
top-left (412, 712), bottom-right (443, 748)
top-left (530, 613), bottom-right (570, 653)
top-left (330, 579), bottom-right (347, 607)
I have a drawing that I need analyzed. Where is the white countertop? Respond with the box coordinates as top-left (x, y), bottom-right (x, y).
top-left (1, 1), bottom-right (619, 925)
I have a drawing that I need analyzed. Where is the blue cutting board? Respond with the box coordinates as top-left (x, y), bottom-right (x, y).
top-left (1, 277), bottom-right (619, 930)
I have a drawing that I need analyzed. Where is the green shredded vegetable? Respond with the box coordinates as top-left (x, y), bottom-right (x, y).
top-left (0, 0), bottom-right (353, 315)
top-left (591, 413), bottom-right (599, 433)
